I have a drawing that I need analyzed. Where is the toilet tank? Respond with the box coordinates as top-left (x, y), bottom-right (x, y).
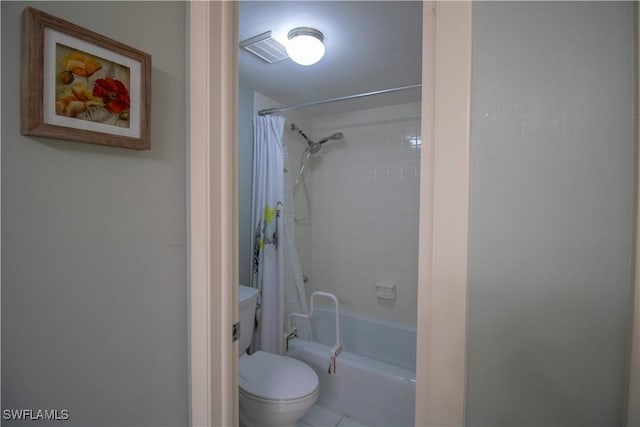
top-left (238, 285), bottom-right (259, 353)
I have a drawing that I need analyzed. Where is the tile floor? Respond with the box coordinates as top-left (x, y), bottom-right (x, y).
top-left (297, 404), bottom-right (370, 427)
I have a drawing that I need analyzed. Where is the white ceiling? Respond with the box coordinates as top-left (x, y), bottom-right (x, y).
top-left (238, 1), bottom-right (423, 115)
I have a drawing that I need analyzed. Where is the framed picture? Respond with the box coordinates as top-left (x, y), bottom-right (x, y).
top-left (20, 7), bottom-right (151, 150)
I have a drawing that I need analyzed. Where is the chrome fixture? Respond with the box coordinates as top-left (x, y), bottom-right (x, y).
top-left (258, 83), bottom-right (422, 116)
top-left (290, 123), bottom-right (344, 224)
top-left (291, 123), bottom-right (343, 155)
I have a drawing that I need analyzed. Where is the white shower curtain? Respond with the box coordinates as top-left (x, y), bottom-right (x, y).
top-left (251, 115), bottom-right (285, 354)
top-left (251, 115), bottom-right (312, 355)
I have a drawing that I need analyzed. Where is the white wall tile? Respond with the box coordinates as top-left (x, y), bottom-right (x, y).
top-left (306, 102), bottom-right (421, 326)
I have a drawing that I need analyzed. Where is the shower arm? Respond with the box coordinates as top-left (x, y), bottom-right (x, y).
top-left (291, 124), bottom-right (316, 146)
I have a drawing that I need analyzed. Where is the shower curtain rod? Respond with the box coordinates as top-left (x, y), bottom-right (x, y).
top-left (257, 83), bottom-right (421, 116)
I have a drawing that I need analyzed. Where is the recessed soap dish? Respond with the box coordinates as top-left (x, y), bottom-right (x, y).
top-left (374, 280), bottom-right (396, 300)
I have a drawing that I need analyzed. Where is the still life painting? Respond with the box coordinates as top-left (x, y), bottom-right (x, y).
top-left (55, 44), bottom-right (131, 128)
top-left (21, 7), bottom-right (151, 150)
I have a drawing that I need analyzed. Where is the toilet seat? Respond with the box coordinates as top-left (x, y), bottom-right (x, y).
top-left (239, 351), bottom-right (319, 401)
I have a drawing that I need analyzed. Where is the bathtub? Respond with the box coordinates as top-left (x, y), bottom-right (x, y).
top-left (286, 309), bottom-right (416, 427)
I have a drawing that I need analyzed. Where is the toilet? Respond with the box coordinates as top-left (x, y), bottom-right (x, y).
top-left (238, 285), bottom-right (319, 427)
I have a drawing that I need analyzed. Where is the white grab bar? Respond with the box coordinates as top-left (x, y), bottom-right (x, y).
top-left (287, 291), bottom-right (343, 375)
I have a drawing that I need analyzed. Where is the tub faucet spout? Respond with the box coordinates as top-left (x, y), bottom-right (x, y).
top-left (285, 327), bottom-right (297, 352)
top-left (328, 342), bottom-right (343, 375)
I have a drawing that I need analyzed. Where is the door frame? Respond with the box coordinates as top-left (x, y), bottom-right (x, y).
top-left (187, 1), bottom-right (472, 426)
top-left (188, 2), bottom-right (239, 426)
top-left (416, 2), bottom-right (472, 425)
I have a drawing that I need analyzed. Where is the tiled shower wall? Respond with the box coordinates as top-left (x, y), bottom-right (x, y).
top-left (304, 102), bottom-right (421, 326)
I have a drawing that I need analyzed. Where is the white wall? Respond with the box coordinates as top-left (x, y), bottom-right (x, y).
top-left (1, 2), bottom-right (188, 425)
top-left (309, 103), bottom-right (421, 326)
top-left (466, 2), bottom-right (635, 425)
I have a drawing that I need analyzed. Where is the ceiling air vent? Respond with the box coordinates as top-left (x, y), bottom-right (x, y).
top-left (240, 31), bottom-right (289, 64)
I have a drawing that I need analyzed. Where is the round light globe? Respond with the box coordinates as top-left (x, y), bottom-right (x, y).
top-left (286, 28), bottom-right (325, 66)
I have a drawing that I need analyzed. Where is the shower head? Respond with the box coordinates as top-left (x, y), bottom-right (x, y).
top-left (317, 132), bottom-right (344, 144)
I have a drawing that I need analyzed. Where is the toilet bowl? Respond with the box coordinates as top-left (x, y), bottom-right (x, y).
top-left (239, 351), bottom-right (319, 427)
top-left (238, 285), bottom-right (319, 427)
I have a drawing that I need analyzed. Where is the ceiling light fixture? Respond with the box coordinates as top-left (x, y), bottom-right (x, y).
top-left (286, 27), bottom-right (325, 66)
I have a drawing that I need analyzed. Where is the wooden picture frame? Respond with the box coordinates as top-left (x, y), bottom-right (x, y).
top-left (20, 7), bottom-right (151, 150)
